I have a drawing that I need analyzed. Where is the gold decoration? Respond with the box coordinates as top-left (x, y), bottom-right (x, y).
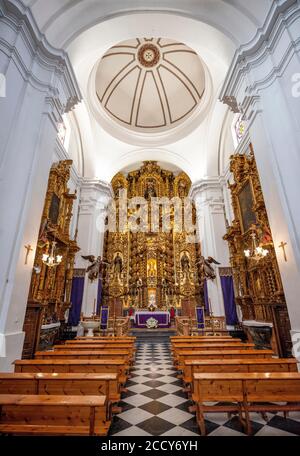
top-left (102, 161), bottom-right (203, 316)
top-left (223, 146), bottom-right (292, 357)
top-left (26, 160), bottom-right (80, 325)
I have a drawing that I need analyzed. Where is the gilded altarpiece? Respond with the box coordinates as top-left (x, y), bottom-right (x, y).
top-left (102, 162), bottom-right (203, 316)
top-left (224, 147), bottom-right (292, 357)
top-left (22, 160), bottom-right (79, 358)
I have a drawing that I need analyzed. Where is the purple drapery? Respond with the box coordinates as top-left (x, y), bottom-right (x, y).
top-left (220, 276), bottom-right (238, 325)
top-left (100, 307), bottom-right (109, 330)
top-left (68, 277), bottom-right (84, 326)
top-left (97, 278), bottom-right (102, 315)
top-left (203, 279), bottom-right (210, 314)
top-left (196, 307), bottom-right (205, 329)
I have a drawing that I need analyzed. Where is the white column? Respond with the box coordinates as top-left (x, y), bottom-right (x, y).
top-left (75, 179), bottom-right (112, 317)
top-left (0, 2), bottom-right (81, 371)
top-left (220, 1), bottom-right (300, 360)
top-left (190, 179), bottom-right (230, 317)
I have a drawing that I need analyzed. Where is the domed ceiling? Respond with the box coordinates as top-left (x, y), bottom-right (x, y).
top-left (95, 38), bottom-right (206, 133)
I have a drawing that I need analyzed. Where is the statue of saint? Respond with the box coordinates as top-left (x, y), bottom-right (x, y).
top-left (181, 252), bottom-right (190, 273)
top-left (144, 180), bottom-right (157, 200)
top-left (113, 253), bottom-right (123, 278)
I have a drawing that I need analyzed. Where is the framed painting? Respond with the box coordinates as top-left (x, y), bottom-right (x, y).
top-left (49, 193), bottom-right (60, 224)
top-left (237, 180), bottom-right (257, 233)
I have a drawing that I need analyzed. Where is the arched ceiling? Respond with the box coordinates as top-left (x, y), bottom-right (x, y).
top-left (95, 38), bottom-right (205, 133)
top-left (22, 0), bottom-right (273, 49)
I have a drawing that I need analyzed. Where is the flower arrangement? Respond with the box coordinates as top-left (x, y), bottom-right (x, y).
top-left (146, 317), bottom-right (159, 329)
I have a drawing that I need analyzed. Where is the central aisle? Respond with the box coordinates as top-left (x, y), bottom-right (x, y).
top-left (109, 337), bottom-right (203, 436)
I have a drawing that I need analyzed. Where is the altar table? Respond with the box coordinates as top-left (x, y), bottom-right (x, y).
top-left (134, 311), bottom-right (170, 328)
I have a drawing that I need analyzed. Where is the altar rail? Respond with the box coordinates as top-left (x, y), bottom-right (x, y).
top-left (175, 316), bottom-right (227, 336)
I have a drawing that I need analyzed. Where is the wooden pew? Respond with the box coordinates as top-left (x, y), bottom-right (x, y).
top-left (0, 373), bottom-right (120, 404)
top-left (76, 336), bottom-right (135, 341)
top-left (0, 394), bottom-right (110, 436)
top-left (193, 372), bottom-right (300, 435)
top-left (176, 349), bottom-right (274, 369)
top-left (14, 359), bottom-right (128, 384)
top-left (68, 338), bottom-right (135, 344)
top-left (54, 343), bottom-right (135, 351)
top-left (34, 349), bottom-right (132, 364)
top-left (173, 342), bottom-right (254, 352)
top-left (183, 358), bottom-right (298, 386)
top-left (171, 336), bottom-right (235, 341)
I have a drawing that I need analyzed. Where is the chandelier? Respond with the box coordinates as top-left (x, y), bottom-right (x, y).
top-left (244, 232), bottom-right (269, 261)
top-left (42, 241), bottom-right (63, 267)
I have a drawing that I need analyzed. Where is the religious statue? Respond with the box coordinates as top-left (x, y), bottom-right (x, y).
top-left (144, 180), bottom-right (157, 199)
top-left (181, 252), bottom-right (191, 273)
top-left (81, 255), bottom-right (110, 282)
top-left (178, 180), bottom-right (187, 198)
top-left (197, 256), bottom-right (220, 280)
top-left (113, 253), bottom-right (123, 278)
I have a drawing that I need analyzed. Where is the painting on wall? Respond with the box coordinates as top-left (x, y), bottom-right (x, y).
top-left (237, 180), bottom-right (257, 233)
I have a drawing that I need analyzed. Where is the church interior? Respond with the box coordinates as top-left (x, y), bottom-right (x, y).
top-left (0, 0), bottom-right (300, 438)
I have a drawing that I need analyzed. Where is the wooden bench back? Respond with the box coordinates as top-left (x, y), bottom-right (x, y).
top-left (14, 359), bottom-right (127, 377)
top-left (34, 350), bottom-right (131, 362)
top-left (193, 372), bottom-right (300, 403)
top-left (0, 394), bottom-right (108, 436)
top-left (183, 358), bottom-right (298, 381)
top-left (177, 349), bottom-right (273, 365)
top-left (0, 373), bottom-right (119, 399)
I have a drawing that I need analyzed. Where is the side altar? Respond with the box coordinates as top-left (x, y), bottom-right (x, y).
top-left (134, 310), bottom-right (170, 328)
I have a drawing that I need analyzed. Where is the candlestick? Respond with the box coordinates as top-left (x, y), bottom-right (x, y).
top-left (209, 298), bottom-right (212, 316)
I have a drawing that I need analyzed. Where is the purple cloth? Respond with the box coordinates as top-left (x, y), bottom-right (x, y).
top-left (196, 307), bottom-right (205, 330)
top-left (134, 312), bottom-right (170, 328)
top-left (220, 276), bottom-right (238, 325)
top-left (100, 306), bottom-right (109, 330)
top-left (97, 278), bottom-right (102, 315)
top-left (68, 277), bottom-right (84, 326)
top-left (203, 279), bottom-right (209, 314)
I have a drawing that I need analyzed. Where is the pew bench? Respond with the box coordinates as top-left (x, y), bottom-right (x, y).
top-left (183, 358), bottom-right (298, 386)
top-left (176, 349), bottom-right (274, 370)
top-left (14, 359), bottom-right (128, 385)
top-left (34, 349), bottom-right (133, 365)
top-left (54, 343), bottom-right (135, 352)
top-left (0, 373), bottom-right (120, 404)
top-left (0, 394), bottom-right (110, 436)
top-left (172, 343), bottom-right (255, 358)
top-left (193, 372), bottom-right (300, 436)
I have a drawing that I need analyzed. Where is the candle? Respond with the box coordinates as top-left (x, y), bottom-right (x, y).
top-left (93, 298), bottom-right (96, 316)
top-left (209, 298), bottom-right (212, 316)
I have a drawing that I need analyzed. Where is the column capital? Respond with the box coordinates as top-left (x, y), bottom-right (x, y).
top-left (0, 0), bottom-right (82, 117)
top-left (219, 0), bottom-right (299, 120)
top-left (190, 178), bottom-right (225, 214)
top-left (79, 178), bottom-right (113, 215)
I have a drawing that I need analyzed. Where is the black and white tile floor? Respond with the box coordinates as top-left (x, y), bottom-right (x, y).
top-left (109, 338), bottom-right (300, 436)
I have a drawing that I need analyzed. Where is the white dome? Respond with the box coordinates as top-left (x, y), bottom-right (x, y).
top-left (95, 38), bottom-right (206, 134)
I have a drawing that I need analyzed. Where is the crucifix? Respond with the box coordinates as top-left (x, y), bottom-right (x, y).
top-left (24, 244), bottom-right (33, 265)
top-left (279, 241), bottom-right (288, 262)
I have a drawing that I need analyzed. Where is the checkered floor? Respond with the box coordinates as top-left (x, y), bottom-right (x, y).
top-left (109, 338), bottom-right (300, 436)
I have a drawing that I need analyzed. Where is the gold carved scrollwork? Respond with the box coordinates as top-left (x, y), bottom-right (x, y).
top-left (224, 146), bottom-right (292, 356)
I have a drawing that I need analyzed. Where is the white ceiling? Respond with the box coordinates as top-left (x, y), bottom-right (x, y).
top-left (23, 0), bottom-right (275, 182)
top-left (95, 38), bottom-right (205, 134)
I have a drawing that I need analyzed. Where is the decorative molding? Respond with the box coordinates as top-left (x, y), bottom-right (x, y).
top-left (220, 0), bottom-right (299, 116)
top-left (0, 0), bottom-right (82, 115)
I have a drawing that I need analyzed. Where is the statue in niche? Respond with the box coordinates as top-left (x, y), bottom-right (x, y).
top-left (144, 180), bottom-right (157, 200)
top-left (181, 252), bottom-right (191, 274)
top-left (113, 252), bottom-right (123, 279)
top-left (178, 180), bottom-right (188, 198)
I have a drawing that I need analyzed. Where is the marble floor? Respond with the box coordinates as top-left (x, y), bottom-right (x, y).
top-left (109, 337), bottom-right (300, 436)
